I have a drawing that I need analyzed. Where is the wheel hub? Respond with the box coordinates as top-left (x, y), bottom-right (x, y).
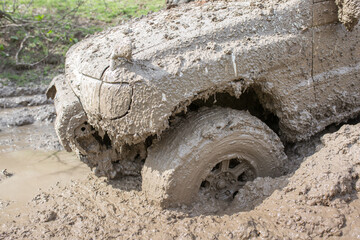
top-left (200, 158), bottom-right (255, 201)
top-left (216, 179), bottom-right (226, 189)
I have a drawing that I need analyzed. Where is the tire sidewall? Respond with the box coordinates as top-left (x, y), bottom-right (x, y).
top-left (165, 129), bottom-right (282, 206)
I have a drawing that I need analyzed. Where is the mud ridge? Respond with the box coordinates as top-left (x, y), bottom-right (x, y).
top-left (0, 83), bottom-right (60, 152)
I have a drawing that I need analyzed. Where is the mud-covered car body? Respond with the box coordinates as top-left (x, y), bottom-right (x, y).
top-left (48, 0), bottom-right (360, 178)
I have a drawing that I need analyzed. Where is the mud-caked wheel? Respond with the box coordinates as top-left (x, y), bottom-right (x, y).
top-left (142, 107), bottom-right (287, 207)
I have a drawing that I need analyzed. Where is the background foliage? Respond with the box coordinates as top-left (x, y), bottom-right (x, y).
top-left (0, 0), bottom-right (165, 86)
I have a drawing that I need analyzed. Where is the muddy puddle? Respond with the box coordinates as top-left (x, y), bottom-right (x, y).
top-left (0, 150), bottom-right (88, 225)
top-left (0, 123), bottom-right (61, 153)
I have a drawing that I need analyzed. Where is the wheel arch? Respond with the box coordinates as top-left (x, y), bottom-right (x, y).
top-left (165, 79), bottom-right (284, 142)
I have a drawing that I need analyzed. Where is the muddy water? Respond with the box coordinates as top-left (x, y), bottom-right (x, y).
top-left (0, 150), bottom-right (89, 224)
top-left (0, 125), bottom-right (43, 152)
top-left (0, 124), bottom-right (60, 152)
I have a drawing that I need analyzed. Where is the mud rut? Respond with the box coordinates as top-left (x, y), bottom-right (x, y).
top-left (0, 83), bottom-right (360, 239)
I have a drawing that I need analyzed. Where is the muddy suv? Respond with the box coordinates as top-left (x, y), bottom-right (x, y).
top-left (47, 0), bottom-right (360, 207)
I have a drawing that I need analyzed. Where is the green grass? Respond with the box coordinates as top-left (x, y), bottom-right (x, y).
top-left (0, 0), bottom-right (165, 86)
top-left (2, 0), bottom-right (165, 22)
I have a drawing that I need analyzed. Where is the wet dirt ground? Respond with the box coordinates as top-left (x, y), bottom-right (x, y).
top-left (0, 83), bottom-right (359, 239)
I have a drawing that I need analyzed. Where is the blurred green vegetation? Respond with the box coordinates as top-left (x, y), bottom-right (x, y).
top-left (0, 0), bottom-right (165, 86)
top-left (2, 0), bottom-right (164, 22)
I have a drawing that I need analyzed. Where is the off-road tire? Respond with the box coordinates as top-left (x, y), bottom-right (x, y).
top-left (142, 107), bottom-right (287, 207)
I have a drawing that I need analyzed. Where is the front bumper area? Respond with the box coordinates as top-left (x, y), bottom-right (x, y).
top-left (47, 75), bottom-right (146, 178)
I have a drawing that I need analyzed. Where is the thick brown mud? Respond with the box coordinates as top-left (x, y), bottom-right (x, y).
top-left (0, 121), bottom-right (359, 239)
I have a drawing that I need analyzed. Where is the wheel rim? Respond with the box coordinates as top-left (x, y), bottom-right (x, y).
top-left (200, 158), bottom-right (256, 201)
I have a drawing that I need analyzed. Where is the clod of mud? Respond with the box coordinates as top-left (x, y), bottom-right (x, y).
top-left (38, 210), bottom-right (57, 222)
top-left (335, 0), bottom-right (360, 31)
top-left (230, 176), bottom-right (288, 212)
top-left (0, 169), bottom-right (13, 181)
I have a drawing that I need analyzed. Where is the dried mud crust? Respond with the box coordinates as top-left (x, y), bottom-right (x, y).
top-left (335, 0), bottom-right (360, 31)
top-left (169, 0), bottom-right (360, 31)
top-left (142, 107), bottom-right (287, 207)
top-left (1, 122), bottom-right (360, 239)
